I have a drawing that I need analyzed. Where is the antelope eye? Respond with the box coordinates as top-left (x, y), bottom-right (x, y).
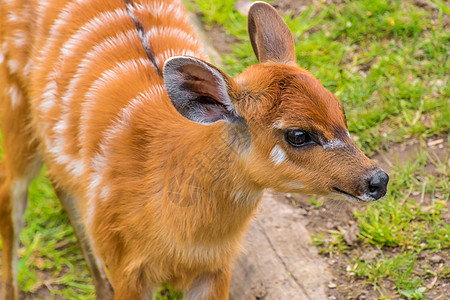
top-left (285, 130), bottom-right (313, 147)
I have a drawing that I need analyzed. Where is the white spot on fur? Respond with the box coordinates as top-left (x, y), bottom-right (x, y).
top-left (12, 30), bottom-right (28, 48)
top-left (40, 79), bottom-right (57, 113)
top-left (7, 59), bottom-right (19, 73)
top-left (270, 145), bottom-right (287, 166)
top-left (23, 60), bottom-right (32, 75)
top-left (273, 120), bottom-right (284, 129)
top-left (8, 85), bottom-right (22, 108)
top-left (0, 45), bottom-right (5, 64)
top-left (66, 158), bottom-right (86, 178)
top-left (54, 118), bottom-right (69, 135)
top-left (99, 186), bottom-right (110, 200)
top-left (7, 12), bottom-right (20, 23)
top-left (48, 133), bottom-right (85, 178)
top-left (323, 139), bottom-right (346, 150)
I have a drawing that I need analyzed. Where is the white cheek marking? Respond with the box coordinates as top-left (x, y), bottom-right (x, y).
top-left (323, 139), bottom-right (346, 150)
top-left (270, 145), bottom-right (287, 166)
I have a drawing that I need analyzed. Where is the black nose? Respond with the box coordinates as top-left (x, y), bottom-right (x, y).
top-left (367, 170), bottom-right (389, 200)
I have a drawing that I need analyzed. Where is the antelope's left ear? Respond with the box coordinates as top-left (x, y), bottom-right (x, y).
top-left (163, 56), bottom-right (239, 125)
top-left (248, 1), bottom-right (296, 65)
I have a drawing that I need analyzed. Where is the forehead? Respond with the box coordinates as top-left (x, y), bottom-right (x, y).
top-left (277, 72), bottom-right (347, 139)
top-left (235, 63), bottom-right (347, 139)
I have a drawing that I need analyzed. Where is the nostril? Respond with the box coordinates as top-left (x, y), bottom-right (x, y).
top-left (367, 170), bottom-right (389, 200)
top-left (368, 184), bottom-right (378, 194)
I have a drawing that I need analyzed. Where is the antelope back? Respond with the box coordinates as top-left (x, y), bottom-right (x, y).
top-left (3, 0), bottom-right (205, 191)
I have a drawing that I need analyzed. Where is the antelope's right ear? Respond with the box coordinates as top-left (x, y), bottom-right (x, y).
top-left (163, 56), bottom-right (239, 125)
top-left (248, 1), bottom-right (296, 65)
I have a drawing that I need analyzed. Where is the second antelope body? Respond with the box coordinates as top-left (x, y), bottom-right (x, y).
top-left (0, 0), bottom-right (389, 299)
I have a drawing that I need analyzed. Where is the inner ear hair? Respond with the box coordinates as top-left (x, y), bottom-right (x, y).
top-left (164, 56), bottom-right (240, 125)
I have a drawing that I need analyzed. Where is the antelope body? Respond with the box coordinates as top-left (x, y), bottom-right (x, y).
top-left (0, 0), bottom-right (389, 299)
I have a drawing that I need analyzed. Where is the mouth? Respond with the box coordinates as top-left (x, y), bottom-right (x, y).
top-left (332, 187), bottom-right (369, 203)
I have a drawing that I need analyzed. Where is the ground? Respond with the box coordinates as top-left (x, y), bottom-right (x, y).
top-left (0, 0), bottom-right (448, 299)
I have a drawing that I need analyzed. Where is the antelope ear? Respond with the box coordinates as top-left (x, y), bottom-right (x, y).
top-left (248, 1), bottom-right (296, 65)
top-left (163, 56), bottom-right (238, 125)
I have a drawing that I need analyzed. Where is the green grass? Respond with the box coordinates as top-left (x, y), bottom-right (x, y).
top-left (1, 0), bottom-right (449, 299)
top-left (312, 146), bottom-right (449, 298)
top-left (356, 150), bottom-right (448, 297)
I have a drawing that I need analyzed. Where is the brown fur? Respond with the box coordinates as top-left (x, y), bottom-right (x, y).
top-left (0, 1), bottom-right (386, 299)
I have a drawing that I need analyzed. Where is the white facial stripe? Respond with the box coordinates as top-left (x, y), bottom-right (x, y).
top-left (323, 139), bottom-right (346, 150)
top-left (270, 145), bottom-right (287, 166)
